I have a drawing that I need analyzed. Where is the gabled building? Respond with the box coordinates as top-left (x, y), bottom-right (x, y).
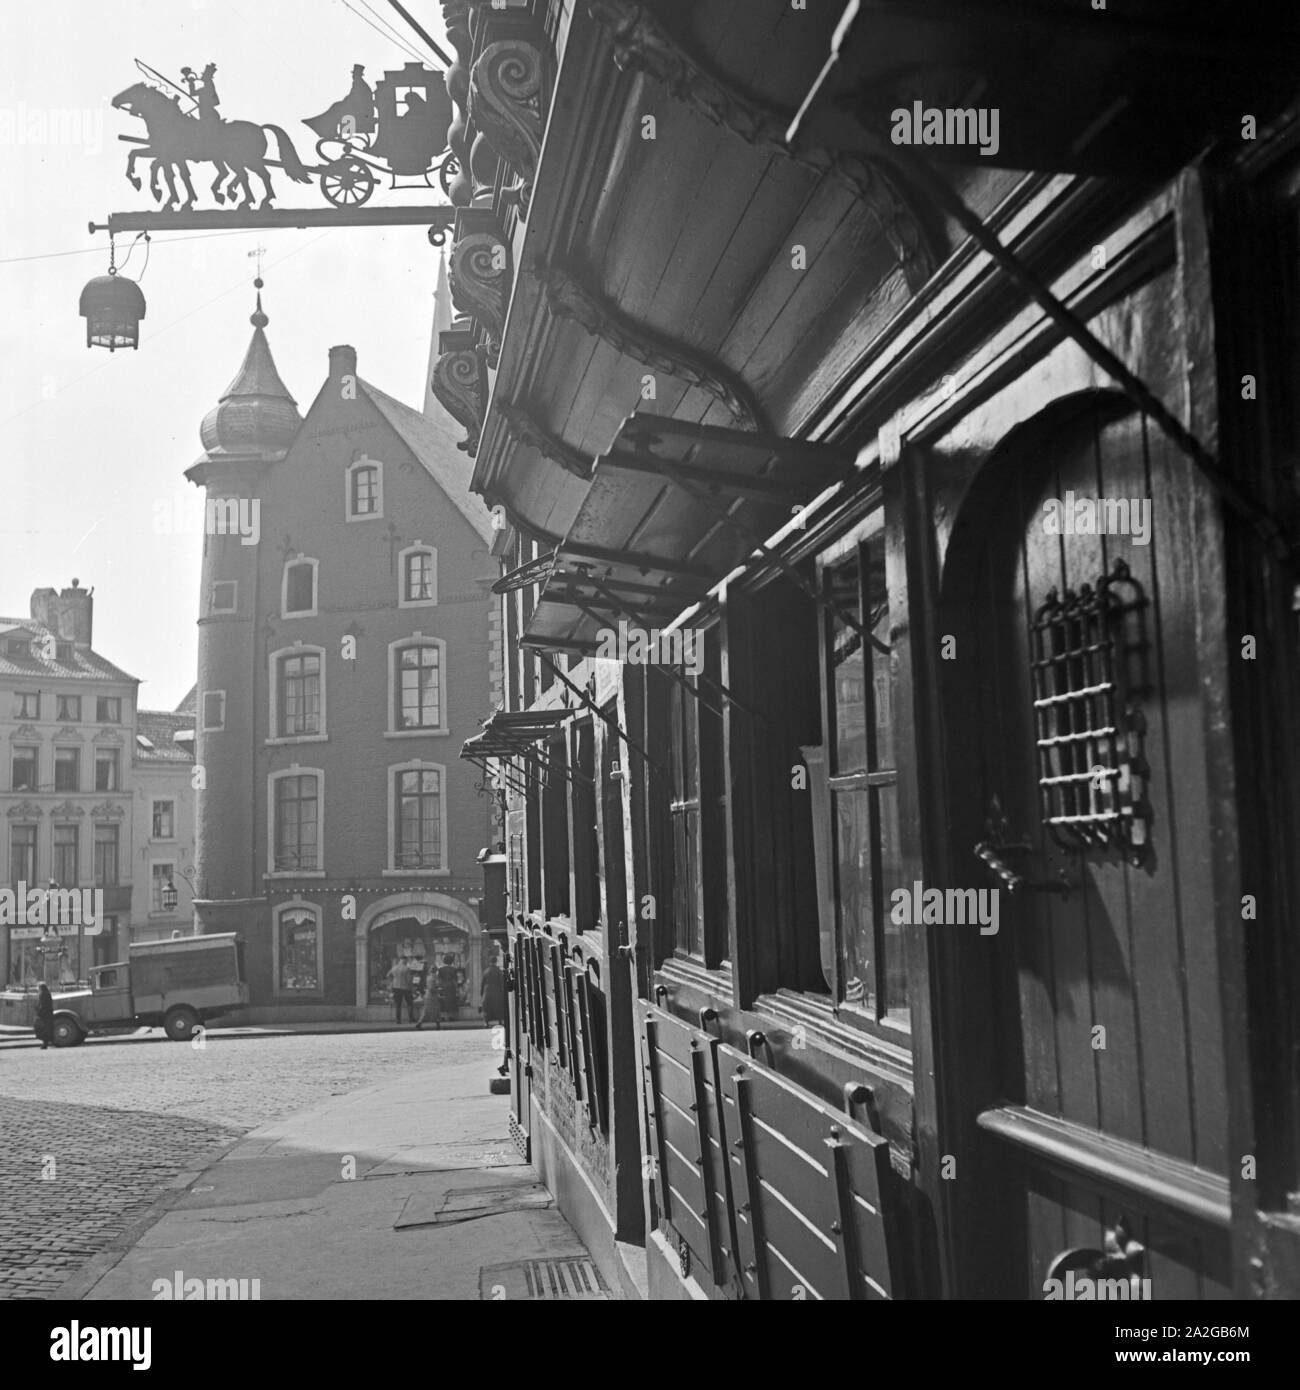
top-left (188, 281), bottom-right (501, 1021)
top-left (1, 583), bottom-right (137, 985)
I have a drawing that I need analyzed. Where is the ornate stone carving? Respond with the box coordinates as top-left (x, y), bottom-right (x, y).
top-left (90, 800), bottom-right (127, 821)
top-left (13, 724), bottom-right (40, 741)
top-left (6, 800), bottom-right (43, 819)
top-left (431, 321), bottom-right (489, 455)
top-left (442, 1), bottom-right (476, 206)
top-left (498, 402), bottom-right (591, 479)
top-left (50, 801), bottom-right (85, 819)
top-left (540, 259), bottom-right (767, 431)
top-left (468, 37), bottom-right (549, 216)
top-left (586, 0), bottom-right (935, 291)
top-left (449, 209), bottom-right (514, 366)
top-left (93, 728), bottom-right (124, 744)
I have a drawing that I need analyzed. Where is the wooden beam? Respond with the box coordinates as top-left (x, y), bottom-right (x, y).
top-left (91, 207), bottom-right (457, 234)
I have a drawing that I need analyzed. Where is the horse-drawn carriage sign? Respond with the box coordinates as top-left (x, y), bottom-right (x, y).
top-left (111, 58), bottom-right (456, 213)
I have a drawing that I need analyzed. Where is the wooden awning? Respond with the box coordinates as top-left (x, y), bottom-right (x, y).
top-left (522, 413), bottom-right (854, 653)
top-left (788, 0), bottom-right (1299, 176)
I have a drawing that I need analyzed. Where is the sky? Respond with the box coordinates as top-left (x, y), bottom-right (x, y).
top-left (1, 0), bottom-right (453, 711)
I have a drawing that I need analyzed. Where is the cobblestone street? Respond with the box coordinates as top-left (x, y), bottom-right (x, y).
top-left (0, 1030), bottom-right (493, 1299)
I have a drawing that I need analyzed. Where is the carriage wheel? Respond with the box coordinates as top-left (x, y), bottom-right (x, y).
top-left (321, 158), bottom-right (376, 208)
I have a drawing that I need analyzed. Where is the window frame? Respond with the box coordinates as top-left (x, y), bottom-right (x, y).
top-left (11, 746), bottom-right (38, 793)
top-left (54, 746), bottom-right (81, 793)
top-left (151, 798), bottom-right (176, 841)
top-left (52, 824), bottom-right (79, 885)
top-left (267, 766), bottom-right (326, 879)
top-left (386, 636), bottom-right (448, 738)
top-left (281, 555), bottom-right (319, 619)
top-left (96, 696), bottom-right (121, 724)
top-left (268, 644), bottom-right (328, 743)
top-left (11, 823), bottom-right (38, 885)
top-left (397, 542), bottom-right (438, 609)
top-left (202, 690), bottom-right (226, 732)
top-left (56, 694), bottom-right (82, 722)
top-left (94, 747), bottom-right (121, 792)
top-left (150, 860), bottom-right (176, 915)
top-left (385, 759), bottom-right (449, 877)
top-left (344, 456), bottom-right (383, 521)
top-left (93, 822), bottom-right (119, 887)
top-left (209, 580), bottom-right (238, 614)
top-left (15, 692), bottom-right (40, 720)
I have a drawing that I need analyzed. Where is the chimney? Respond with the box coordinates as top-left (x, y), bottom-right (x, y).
top-left (30, 581), bottom-right (93, 647)
top-left (60, 580), bottom-right (93, 647)
top-left (329, 344), bottom-right (357, 381)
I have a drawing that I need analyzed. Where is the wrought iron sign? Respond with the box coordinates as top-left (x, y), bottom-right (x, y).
top-left (1029, 559), bottom-right (1150, 865)
top-left (108, 58), bottom-right (457, 213)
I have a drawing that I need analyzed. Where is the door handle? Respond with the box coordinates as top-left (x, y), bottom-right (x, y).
top-left (974, 840), bottom-right (1070, 898)
top-left (1045, 1217), bottom-right (1146, 1298)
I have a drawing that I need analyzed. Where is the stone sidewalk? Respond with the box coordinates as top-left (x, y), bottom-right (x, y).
top-left (67, 1052), bottom-right (605, 1301)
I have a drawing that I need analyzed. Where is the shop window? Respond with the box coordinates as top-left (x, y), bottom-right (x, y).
top-left (276, 904), bottom-right (322, 993)
top-left (11, 824), bottom-right (37, 885)
top-left (11, 747), bottom-right (37, 792)
top-left (664, 632), bottom-right (728, 965)
top-left (817, 514), bottom-right (908, 1028)
top-left (54, 747), bottom-right (80, 792)
top-left (541, 734), bottom-right (571, 920)
top-left (95, 748), bottom-right (120, 792)
top-left (93, 917), bottom-right (119, 967)
top-left (569, 719), bottom-right (599, 933)
top-left (93, 824), bottom-right (119, 887)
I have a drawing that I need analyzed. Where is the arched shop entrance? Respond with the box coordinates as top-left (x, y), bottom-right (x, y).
top-left (355, 891), bottom-right (482, 1017)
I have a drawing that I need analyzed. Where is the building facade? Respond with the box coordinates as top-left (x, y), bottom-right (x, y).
top-left (1, 583), bottom-right (137, 985)
top-left (188, 285), bottom-right (500, 1021)
top-left (436, 1), bottom-right (1300, 1300)
top-left (131, 702), bottom-right (198, 945)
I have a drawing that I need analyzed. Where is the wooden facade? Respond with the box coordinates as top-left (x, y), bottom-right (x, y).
top-left (442, 0), bottom-right (1300, 1299)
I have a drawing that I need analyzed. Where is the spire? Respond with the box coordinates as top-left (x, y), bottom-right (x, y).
top-left (423, 248), bottom-right (454, 420)
top-left (196, 279), bottom-right (301, 464)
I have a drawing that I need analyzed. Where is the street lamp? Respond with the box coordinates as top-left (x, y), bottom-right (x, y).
top-left (79, 268), bottom-right (146, 351)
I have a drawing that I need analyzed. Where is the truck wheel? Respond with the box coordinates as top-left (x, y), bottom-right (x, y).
top-left (164, 1006), bottom-right (200, 1042)
top-left (51, 1016), bottom-right (82, 1048)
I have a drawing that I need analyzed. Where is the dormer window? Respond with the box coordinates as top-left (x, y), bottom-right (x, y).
top-left (56, 642), bottom-right (74, 662)
top-left (6, 638), bottom-right (30, 659)
top-left (398, 544), bottom-right (437, 608)
top-left (282, 557), bottom-right (319, 618)
top-left (345, 457), bottom-right (383, 520)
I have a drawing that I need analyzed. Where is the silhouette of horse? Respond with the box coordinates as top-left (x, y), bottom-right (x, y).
top-left (111, 82), bottom-right (312, 210)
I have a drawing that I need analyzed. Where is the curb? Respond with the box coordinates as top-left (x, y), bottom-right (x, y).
top-left (0, 1021), bottom-right (496, 1050)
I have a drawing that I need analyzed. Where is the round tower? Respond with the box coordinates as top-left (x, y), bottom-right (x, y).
top-left (185, 284), bottom-right (300, 930)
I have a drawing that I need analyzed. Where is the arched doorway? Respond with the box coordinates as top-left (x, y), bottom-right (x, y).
top-left (354, 891), bottom-right (482, 1015)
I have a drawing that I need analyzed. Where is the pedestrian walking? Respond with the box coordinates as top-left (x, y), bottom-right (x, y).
top-left (386, 955), bottom-right (413, 1025)
top-left (480, 956), bottom-right (506, 1029)
top-left (33, 984), bottom-right (54, 1051)
top-left (414, 965), bottom-right (442, 1030)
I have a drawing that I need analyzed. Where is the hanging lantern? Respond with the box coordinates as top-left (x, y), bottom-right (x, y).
top-left (79, 263), bottom-right (146, 351)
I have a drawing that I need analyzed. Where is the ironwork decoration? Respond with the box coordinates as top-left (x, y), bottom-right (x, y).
top-left (492, 550), bottom-right (557, 595)
top-left (110, 59), bottom-right (456, 211)
top-left (1029, 559), bottom-right (1150, 864)
top-left (541, 260), bottom-right (767, 431)
top-left (585, 0), bottom-right (935, 291)
top-left (431, 320), bottom-right (489, 455)
top-left (468, 37), bottom-right (550, 216)
top-left (448, 209), bottom-right (513, 364)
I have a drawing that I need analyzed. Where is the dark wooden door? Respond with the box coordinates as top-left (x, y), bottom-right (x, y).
top-left (944, 395), bottom-right (1233, 1298)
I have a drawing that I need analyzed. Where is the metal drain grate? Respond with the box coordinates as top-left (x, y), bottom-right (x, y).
top-left (480, 1256), bottom-right (609, 1300)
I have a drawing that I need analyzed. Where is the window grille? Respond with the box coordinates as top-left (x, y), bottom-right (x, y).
top-left (1029, 559), bottom-right (1149, 864)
